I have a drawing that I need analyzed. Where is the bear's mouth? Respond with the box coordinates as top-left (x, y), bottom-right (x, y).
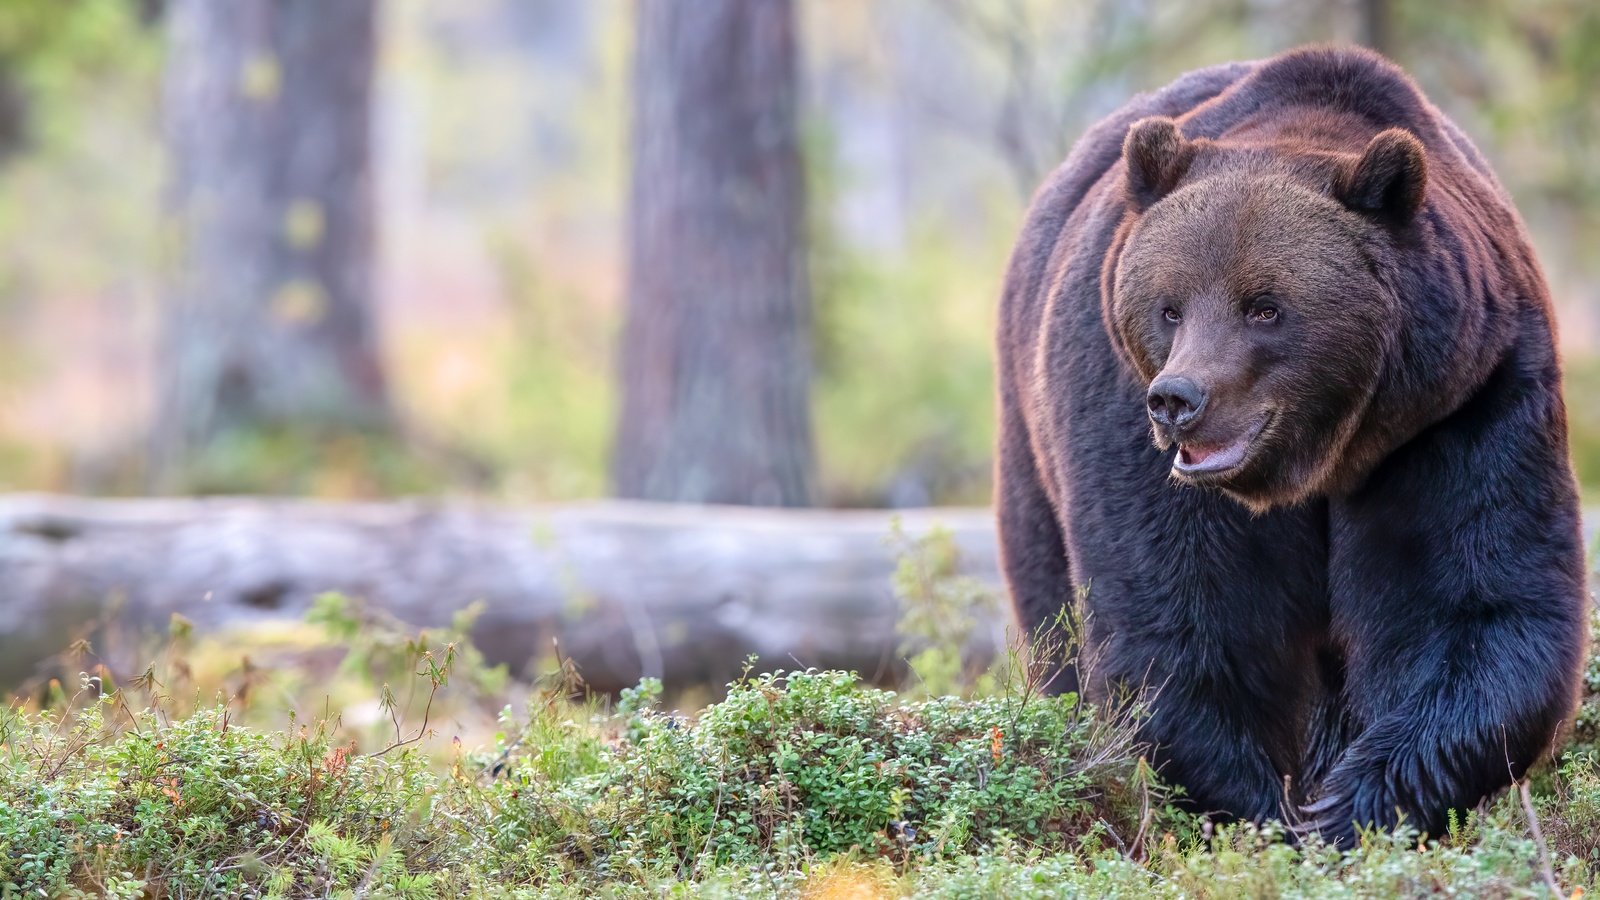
top-left (1173, 414), bottom-right (1271, 479)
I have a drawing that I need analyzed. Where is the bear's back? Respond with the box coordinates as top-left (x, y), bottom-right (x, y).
top-left (1185, 46), bottom-right (1506, 199)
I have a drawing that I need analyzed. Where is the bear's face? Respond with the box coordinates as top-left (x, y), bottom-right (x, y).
top-left (1108, 118), bottom-right (1426, 510)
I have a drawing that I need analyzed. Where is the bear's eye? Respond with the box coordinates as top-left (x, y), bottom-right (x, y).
top-left (1161, 307), bottom-right (1182, 324)
top-left (1248, 301), bottom-right (1279, 323)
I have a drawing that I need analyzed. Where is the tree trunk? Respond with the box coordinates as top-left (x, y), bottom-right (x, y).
top-left (0, 495), bottom-right (1003, 693)
top-left (153, 0), bottom-right (389, 488)
top-left (0, 57), bottom-right (29, 163)
top-left (1358, 0), bottom-right (1392, 57)
top-left (612, 0), bottom-right (815, 507)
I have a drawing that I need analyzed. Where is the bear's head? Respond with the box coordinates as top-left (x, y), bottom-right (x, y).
top-left (1108, 116), bottom-right (1428, 511)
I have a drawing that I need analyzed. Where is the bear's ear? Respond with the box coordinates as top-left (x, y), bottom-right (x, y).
top-left (1123, 117), bottom-right (1194, 210)
top-left (1336, 128), bottom-right (1428, 223)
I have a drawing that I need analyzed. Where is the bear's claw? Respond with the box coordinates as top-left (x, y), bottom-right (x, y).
top-left (1294, 791), bottom-right (1360, 848)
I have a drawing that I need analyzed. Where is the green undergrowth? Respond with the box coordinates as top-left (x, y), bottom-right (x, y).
top-left (6, 663), bottom-right (1600, 898)
top-left (6, 570), bottom-right (1600, 896)
top-left (0, 663), bottom-right (1179, 897)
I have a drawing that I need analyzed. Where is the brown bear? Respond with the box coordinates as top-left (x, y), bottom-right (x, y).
top-left (995, 45), bottom-right (1587, 844)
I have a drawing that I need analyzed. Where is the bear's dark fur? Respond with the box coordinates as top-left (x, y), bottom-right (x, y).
top-left (995, 45), bottom-right (1587, 843)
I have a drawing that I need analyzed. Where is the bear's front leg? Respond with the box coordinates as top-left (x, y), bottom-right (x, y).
top-left (1132, 673), bottom-right (1300, 823)
top-left (1305, 360), bottom-right (1587, 845)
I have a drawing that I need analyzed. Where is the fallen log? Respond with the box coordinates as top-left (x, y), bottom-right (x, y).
top-left (0, 495), bottom-right (1005, 692)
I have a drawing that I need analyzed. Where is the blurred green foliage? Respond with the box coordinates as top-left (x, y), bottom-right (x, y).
top-left (1561, 362), bottom-right (1600, 492)
top-left (0, 1), bottom-right (158, 491)
top-left (484, 233), bottom-right (616, 500)
top-left (889, 520), bottom-right (1004, 696)
top-left (165, 425), bottom-right (447, 498)
top-left (0, 0), bottom-right (154, 141)
top-left (813, 230), bottom-right (1001, 506)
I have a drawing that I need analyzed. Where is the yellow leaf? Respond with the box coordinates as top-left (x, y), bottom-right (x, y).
top-left (239, 54), bottom-right (280, 102)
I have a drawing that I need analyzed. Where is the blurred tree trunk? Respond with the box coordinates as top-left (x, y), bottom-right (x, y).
top-left (612, 0), bottom-right (815, 507)
top-left (1358, 0), bottom-right (1392, 56)
top-left (152, 0), bottom-right (389, 489)
top-left (0, 59), bottom-right (28, 163)
top-left (137, 0), bottom-right (168, 26)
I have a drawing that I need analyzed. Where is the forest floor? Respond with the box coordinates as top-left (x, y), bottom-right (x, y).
top-left (4, 593), bottom-right (1600, 897)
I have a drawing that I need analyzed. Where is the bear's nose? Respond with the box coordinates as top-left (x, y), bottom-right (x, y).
top-left (1147, 375), bottom-right (1207, 430)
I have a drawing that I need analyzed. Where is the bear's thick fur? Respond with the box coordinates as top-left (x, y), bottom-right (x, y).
top-left (995, 46), bottom-right (1586, 843)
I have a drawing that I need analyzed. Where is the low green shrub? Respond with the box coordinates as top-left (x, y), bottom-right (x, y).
top-left (470, 667), bottom-right (1181, 883)
top-left (7, 572), bottom-right (1600, 897)
top-left (0, 692), bottom-right (451, 898)
top-left (0, 664), bottom-right (1177, 896)
top-left (9, 659), bottom-right (1600, 898)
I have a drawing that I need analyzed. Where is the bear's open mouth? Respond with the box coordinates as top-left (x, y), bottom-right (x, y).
top-left (1173, 414), bottom-right (1271, 478)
